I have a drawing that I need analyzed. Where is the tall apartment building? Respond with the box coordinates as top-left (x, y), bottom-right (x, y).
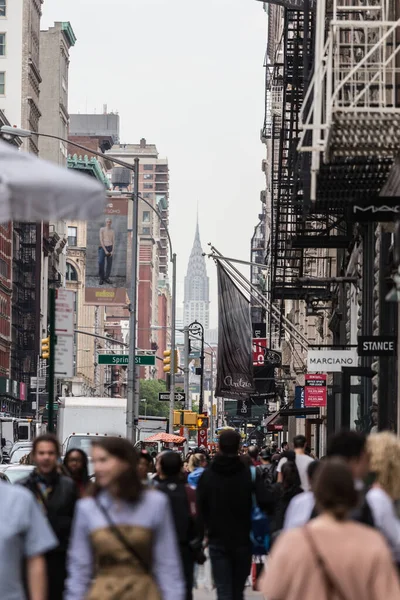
top-left (184, 222), bottom-right (210, 330)
top-left (38, 22), bottom-right (76, 342)
top-left (0, 1), bottom-right (43, 412)
top-left (106, 139), bottom-right (171, 380)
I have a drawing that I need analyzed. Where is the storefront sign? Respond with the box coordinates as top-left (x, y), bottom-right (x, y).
top-left (305, 374), bottom-right (327, 408)
top-left (358, 336), bottom-right (397, 356)
top-left (307, 349), bottom-right (357, 372)
top-left (236, 399), bottom-right (252, 417)
top-left (294, 385), bottom-right (306, 418)
top-left (198, 428), bottom-right (208, 447)
top-left (253, 338), bottom-right (267, 366)
top-left (350, 197), bottom-right (400, 223)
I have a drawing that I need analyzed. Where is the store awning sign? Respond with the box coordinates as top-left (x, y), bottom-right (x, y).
top-left (358, 336), bottom-right (397, 357)
top-left (307, 349), bottom-right (357, 372)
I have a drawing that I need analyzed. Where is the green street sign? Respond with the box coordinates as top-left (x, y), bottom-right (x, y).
top-left (98, 354), bottom-right (155, 366)
top-left (45, 402), bottom-right (59, 411)
top-left (135, 355), bottom-right (156, 366)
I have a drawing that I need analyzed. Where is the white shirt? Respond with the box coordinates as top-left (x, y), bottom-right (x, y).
top-left (367, 487), bottom-right (400, 563)
top-left (277, 453), bottom-right (314, 491)
top-left (283, 491), bottom-right (315, 530)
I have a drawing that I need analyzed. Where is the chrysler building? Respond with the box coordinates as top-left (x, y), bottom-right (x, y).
top-left (184, 221), bottom-right (210, 329)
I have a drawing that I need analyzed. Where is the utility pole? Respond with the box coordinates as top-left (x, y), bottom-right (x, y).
top-left (169, 254), bottom-right (177, 433)
top-left (47, 289), bottom-right (56, 433)
top-left (209, 350), bottom-right (214, 442)
top-left (183, 326), bottom-right (190, 410)
top-left (127, 158), bottom-right (139, 442)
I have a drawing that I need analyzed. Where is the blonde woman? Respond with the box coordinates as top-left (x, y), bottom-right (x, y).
top-left (367, 432), bottom-right (400, 565)
top-left (187, 454), bottom-right (207, 489)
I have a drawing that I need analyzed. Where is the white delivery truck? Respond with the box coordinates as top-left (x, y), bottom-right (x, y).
top-left (57, 397), bottom-right (127, 456)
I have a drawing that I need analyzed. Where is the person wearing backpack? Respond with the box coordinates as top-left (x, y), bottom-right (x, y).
top-left (196, 430), bottom-right (273, 600)
top-left (257, 450), bottom-right (275, 486)
top-left (156, 451), bottom-right (204, 600)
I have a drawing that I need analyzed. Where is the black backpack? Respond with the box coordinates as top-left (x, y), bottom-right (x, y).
top-left (257, 463), bottom-right (275, 487)
top-left (309, 491), bottom-right (375, 527)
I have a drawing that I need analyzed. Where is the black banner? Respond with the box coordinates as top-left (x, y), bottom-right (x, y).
top-left (252, 364), bottom-right (276, 402)
top-left (215, 264), bottom-right (255, 399)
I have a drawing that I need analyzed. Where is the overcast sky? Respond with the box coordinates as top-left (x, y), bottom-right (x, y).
top-left (42, 0), bottom-right (267, 327)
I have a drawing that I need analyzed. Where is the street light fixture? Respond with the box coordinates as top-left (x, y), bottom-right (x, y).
top-left (0, 125), bottom-right (178, 439)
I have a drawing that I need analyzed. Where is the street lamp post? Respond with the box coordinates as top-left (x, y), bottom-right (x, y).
top-left (1, 125), bottom-right (177, 439)
top-left (188, 321), bottom-right (205, 414)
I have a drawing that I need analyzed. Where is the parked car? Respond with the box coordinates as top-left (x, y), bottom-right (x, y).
top-left (10, 446), bottom-right (32, 464)
top-left (10, 441), bottom-right (32, 456)
top-left (0, 465), bottom-right (35, 484)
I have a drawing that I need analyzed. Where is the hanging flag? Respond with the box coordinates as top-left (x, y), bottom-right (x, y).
top-left (215, 264), bottom-right (255, 399)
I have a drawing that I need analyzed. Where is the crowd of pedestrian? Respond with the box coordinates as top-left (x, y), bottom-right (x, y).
top-left (2, 428), bottom-right (400, 599)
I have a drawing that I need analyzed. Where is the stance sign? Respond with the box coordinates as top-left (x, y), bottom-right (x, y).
top-left (358, 336), bottom-right (397, 357)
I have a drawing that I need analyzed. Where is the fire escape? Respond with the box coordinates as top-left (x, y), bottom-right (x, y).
top-left (298, 0), bottom-right (400, 208)
top-left (11, 223), bottom-right (39, 389)
top-left (267, 8), bottom-right (339, 347)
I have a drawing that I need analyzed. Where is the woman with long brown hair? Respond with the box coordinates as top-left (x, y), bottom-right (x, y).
top-left (65, 437), bottom-right (184, 600)
top-left (262, 458), bottom-right (400, 600)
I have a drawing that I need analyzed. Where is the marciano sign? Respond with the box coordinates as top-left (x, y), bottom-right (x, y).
top-left (307, 349), bottom-right (358, 372)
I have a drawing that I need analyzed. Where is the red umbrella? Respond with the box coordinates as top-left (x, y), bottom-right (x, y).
top-left (144, 432), bottom-right (186, 444)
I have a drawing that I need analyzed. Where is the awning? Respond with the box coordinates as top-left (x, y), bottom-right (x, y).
top-left (144, 432), bottom-right (186, 444)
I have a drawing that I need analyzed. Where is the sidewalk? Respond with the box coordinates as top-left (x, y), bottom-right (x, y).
top-left (194, 591), bottom-right (263, 600)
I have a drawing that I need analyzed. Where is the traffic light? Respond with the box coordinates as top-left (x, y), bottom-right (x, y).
top-left (163, 349), bottom-right (178, 373)
top-left (197, 415), bottom-right (209, 429)
top-left (183, 411), bottom-right (197, 426)
top-left (173, 411), bottom-right (183, 426)
top-left (41, 336), bottom-right (50, 360)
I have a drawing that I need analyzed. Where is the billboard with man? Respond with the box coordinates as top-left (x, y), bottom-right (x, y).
top-left (85, 198), bottom-right (129, 305)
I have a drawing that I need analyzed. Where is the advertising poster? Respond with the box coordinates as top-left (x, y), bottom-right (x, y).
top-left (85, 198), bottom-right (129, 305)
top-left (305, 374), bottom-right (327, 408)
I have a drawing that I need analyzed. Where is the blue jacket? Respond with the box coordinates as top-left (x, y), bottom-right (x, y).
top-left (187, 467), bottom-right (205, 488)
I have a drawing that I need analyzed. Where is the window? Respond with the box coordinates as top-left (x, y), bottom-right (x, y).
top-left (0, 72), bottom-right (5, 95)
top-left (142, 193), bottom-right (153, 199)
top-left (143, 164), bottom-right (153, 171)
top-left (0, 33), bottom-right (5, 56)
top-left (0, 258), bottom-right (7, 278)
top-left (68, 226), bottom-right (77, 246)
top-left (143, 174), bottom-right (153, 180)
top-left (142, 227), bottom-right (151, 235)
top-left (66, 263), bottom-right (78, 282)
top-left (0, 1), bottom-right (5, 17)
top-left (143, 183), bottom-right (153, 189)
top-left (142, 211), bottom-right (150, 223)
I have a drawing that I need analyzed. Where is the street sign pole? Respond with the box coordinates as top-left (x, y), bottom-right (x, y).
top-left (47, 289), bottom-right (56, 433)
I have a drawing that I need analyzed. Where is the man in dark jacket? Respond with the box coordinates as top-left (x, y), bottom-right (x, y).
top-left (156, 451), bottom-right (198, 600)
top-left (197, 429), bottom-right (273, 600)
top-left (20, 434), bottom-right (78, 600)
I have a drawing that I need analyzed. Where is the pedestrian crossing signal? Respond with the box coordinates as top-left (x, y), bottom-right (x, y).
top-left (197, 416), bottom-right (209, 429)
top-left (41, 337), bottom-right (50, 360)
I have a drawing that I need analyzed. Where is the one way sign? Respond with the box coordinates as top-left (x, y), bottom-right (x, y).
top-left (158, 392), bottom-right (186, 402)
